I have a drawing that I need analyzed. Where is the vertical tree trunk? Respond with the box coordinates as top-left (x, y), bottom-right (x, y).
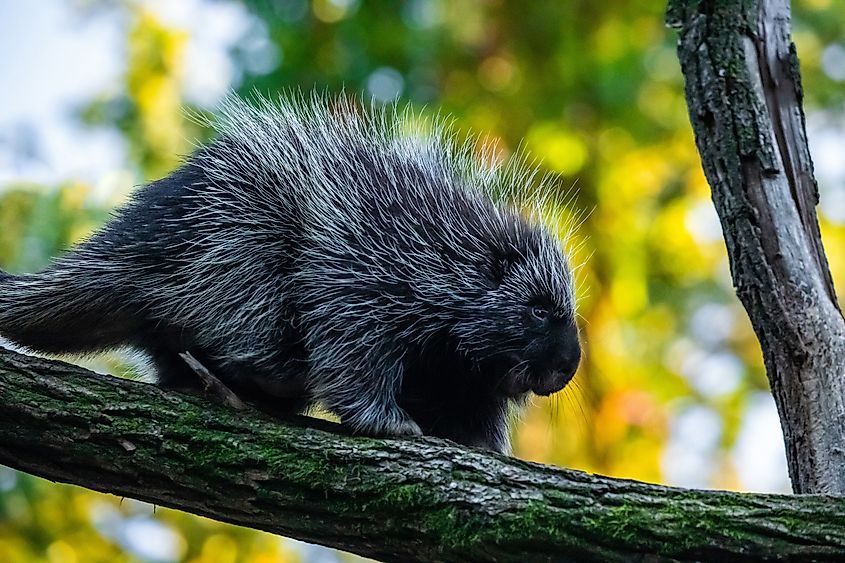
top-left (667, 0), bottom-right (845, 493)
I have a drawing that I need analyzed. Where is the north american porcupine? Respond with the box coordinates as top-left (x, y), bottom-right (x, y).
top-left (0, 94), bottom-right (580, 454)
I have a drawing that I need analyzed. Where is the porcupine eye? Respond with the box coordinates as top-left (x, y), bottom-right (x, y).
top-left (530, 306), bottom-right (548, 321)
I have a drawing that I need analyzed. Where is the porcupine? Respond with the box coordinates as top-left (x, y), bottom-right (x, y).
top-left (0, 94), bottom-right (581, 454)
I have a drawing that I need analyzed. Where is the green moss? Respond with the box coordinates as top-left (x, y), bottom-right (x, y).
top-left (266, 450), bottom-right (330, 482)
top-left (421, 506), bottom-right (484, 549)
top-left (417, 500), bottom-right (568, 551)
top-left (379, 482), bottom-right (431, 508)
top-left (583, 503), bottom-right (639, 543)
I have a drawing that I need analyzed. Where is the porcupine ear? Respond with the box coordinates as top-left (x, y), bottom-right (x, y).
top-left (489, 248), bottom-right (521, 287)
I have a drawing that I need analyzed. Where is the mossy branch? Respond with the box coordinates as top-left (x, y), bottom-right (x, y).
top-left (0, 347), bottom-right (844, 562)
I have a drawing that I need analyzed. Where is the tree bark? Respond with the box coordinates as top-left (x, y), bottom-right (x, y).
top-left (1, 348), bottom-right (845, 562)
top-left (667, 0), bottom-right (845, 494)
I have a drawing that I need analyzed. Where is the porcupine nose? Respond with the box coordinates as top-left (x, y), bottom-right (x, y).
top-left (534, 324), bottom-right (581, 396)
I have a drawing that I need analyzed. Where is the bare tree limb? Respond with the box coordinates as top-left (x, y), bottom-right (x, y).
top-left (179, 351), bottom-right (247, 410)
top-left (667, 0), bottom-right (845, 493)
top-left (1, 347), bottom-right (844, 562)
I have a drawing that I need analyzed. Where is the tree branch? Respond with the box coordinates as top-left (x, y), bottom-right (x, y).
top-left (1, 348), bottom-right (844, 562)
top-left (667, 0), bottom-right (845, 493)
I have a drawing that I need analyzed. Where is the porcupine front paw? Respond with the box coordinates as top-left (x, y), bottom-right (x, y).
top-left (343, 405), bottom-right (423, 438)
top-left (385, 417), bottom-right (424, 437)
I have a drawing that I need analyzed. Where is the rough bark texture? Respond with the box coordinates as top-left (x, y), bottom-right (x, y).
top-left (1, 348), bottom-right (845, 562)
top-left (667, 0), bottom-right (845, 494)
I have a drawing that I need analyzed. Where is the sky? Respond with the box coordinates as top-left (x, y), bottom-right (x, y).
top-left (0, 1), bottom-right (126, 185)
top-left (0, 0), bottom-right (261, 187)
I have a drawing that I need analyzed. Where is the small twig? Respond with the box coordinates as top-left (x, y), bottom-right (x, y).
top-left (179, 351), bottom-right (247, 410)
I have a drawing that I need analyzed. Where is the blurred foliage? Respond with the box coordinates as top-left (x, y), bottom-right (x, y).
top-left (2, 0), bottom-right (845, 561)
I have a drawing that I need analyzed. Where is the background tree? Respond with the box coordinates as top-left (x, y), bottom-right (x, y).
top-left (0, 0), bottom-right (844, 561)
top-left (668, 0), bottom-right (845, 494)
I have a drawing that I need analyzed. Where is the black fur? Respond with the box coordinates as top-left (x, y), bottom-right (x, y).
top-left (0, 96), bottom-right (580, 453)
